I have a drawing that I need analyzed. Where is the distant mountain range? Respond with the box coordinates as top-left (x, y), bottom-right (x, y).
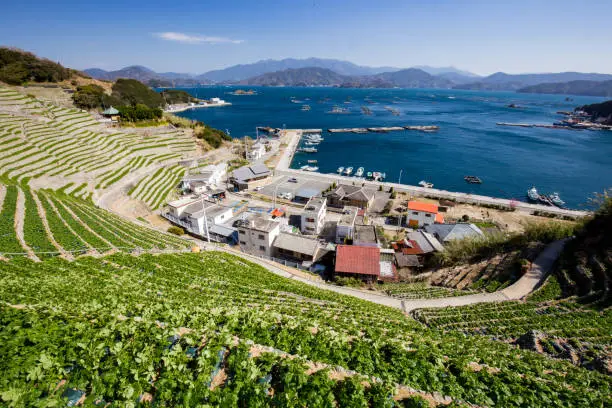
top-left (84, 59), bottom-right (612, 93)
top-left (517, 80), bottom-right (612, 97)
top-left (456, 72), bottom-right (612, 91)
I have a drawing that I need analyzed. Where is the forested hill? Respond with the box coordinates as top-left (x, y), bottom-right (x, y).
top-left (577, 100), bottom-right (612, 125)
top-left (518, 80), bottom-right (612, 97)
top-left (0, 47), bottom-right (74, 85)
top-left (238, 67), bottom-right (350, 86)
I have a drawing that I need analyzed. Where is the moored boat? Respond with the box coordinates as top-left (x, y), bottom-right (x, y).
top-left (464, 175), bottom-right (482, 184)
top-left (355, 167), bottom-right (364, 177)
top-left (337, 166), bottom-right (344, 174)
top-left (344, 166), bottom-right (353, 176)
top-left (549, 192), bottom-right (565, 207)
top-left (419, 180), bottom-right (434, 188)
top-left (298, 147), bottom-right (317, 153)
top-left (527, 186), bottom-right (539, 202)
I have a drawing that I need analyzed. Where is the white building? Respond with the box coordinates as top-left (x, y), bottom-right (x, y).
top-left (247, 141), bottom-right (266, 161)
top-left (165, 197), bottom-right (233, 236)
top-left (301, 196), bottom-right (327, 235)
top-left (335, 206), bottom-right (359, 244)
top-left (181, 163), bottom-right (227, 193)
top-left (406, 201), bottom-right (444, 228)
top-left (237, 215), bottom-right (281, 257)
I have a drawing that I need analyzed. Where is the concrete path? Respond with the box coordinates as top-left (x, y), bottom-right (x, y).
top-left (213, 240), bottom-right (566, 313)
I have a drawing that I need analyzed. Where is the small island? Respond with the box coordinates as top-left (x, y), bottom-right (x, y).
top-left (228, 89), bottom-right (257, 95)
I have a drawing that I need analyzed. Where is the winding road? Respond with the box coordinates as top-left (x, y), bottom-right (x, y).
top-left (216, 239), bottom-right (567, 313)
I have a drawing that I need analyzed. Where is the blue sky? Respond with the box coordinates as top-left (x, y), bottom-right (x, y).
top-left (2, 0), bottom-right (611, 75)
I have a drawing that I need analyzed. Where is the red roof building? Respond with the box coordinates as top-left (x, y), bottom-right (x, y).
top-left (335, 245), bottom-right (380, 282)
top-left (406, 200), bottom-right (444, 227)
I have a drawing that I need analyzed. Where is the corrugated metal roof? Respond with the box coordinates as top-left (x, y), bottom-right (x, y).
top-left (424, 223), bottom-right (484, 242)
top-left (273, 233), bottom-right (319, 256)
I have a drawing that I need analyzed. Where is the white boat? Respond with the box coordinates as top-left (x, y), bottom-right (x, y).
top-left (337, 166), bottom-right (344, 174)
top-left (527, 186), bottom-right (539, 202)
top-left (304, 141), bottom-right (319, 146)
top-left (298, 147), bottom-right (317, 153)
top-left (308, 160), bottom-right (318, 164)
top-left (372, 171), bottom-right (385, 181)
top-left (301, 104), bottom-right (311, 111)
top-left (344, 167), bottom-right (353, 175)
top-left (302, 166), bottom-right (319, 172)
top-left (549, 192), bottom-right (565, 207)
top-left (355, 167), bottom-right (364, 177)
top-left (419, 180), bottom-right (434, 188)
top-left (306, 135), bottom-right (323, 142)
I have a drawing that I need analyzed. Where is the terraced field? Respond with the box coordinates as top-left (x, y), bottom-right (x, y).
top-left (0, 183), bottom-right (189, 257)
top-left (383, 282), bottom-right (478, 299)
top-left (1, 252), bottom-right (610, 407)
top-left (129, 165), bottom-right (186, 209)
top-left (0, 86), bottom-right (197, 208)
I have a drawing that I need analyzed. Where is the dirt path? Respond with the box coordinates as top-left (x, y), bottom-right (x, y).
top-left (30, 190), bottom-right (70, 259)
top-left (0, 184), bottom-right (6, 212)
top-left (14, 188), bottom-right (39, 261)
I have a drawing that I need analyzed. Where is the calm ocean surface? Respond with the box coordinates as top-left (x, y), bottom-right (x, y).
top-left (173, 86), bottom-right (612, 209)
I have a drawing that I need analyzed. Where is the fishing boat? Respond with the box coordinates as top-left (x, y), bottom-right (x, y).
top-left (464, 176), bottom-right (482, 184)
top-left (337, 166), bottom-right (344, 174)
top-left (419, 180), bottom-right (434, 188)
top-left (355, 167), bottom-right (364, 177)
top-left (344, 167), bottom-right (353, 176)
top-left (301, 104), bottom-right (311, 111)
top-left (300, 165), bottom-right (319, 172)
top-left (304, 141), bottom-right (319, 146)
top-left (366, 171), bottom-right (373, 179)
top-left (327, 106), bottom-right (349, 114)
top-left (549, 192), bottom-right (565, 207)
top-left (527, 186), bottom-right (540, 202)
top-left (306, 134), bottom-right (323, 141)
top-left (372, 171), bottom-right (385, 181)
top-left (307, 160), bottom-right (318, 164)
top-left (298, 147), bottom-right (317, 153)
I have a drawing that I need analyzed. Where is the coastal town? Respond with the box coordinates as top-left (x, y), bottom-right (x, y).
top-left (160, 126), bottom-right (586, 283)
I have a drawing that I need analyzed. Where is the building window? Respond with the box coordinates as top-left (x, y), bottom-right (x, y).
top-left (425, 214), bottom-right (431, 218)
top-left (412, 211), bottom-right (419, 215)
top-left (258, 234), bottom-right (265, 240)
top-left (306, 227), bottom-right (315, 231)
top-left (240, 241), bottom-right (246, 245)
top-left (239, 230), bottom-right (245, 235)
top-left (306, 217), bottom-right (315, 222)
top-left (259, 245), bottom-right (265, 251)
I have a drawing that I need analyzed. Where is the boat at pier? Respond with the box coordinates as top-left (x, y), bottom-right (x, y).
top-left (298, 147), bottom-right (318, 153)
top-left (344, 167), bottom-right (354, 175)
top-left (300, 165), bottom-right (319, 172)
top-left (304, 141), bottom-right (319, 146)
top-left (355, 167), bottom-right (364, 177)
top-left (419, 180), bottom-right (434, 188)
top-left (549, 192), bottom-right (565, 207)
top-left (337, 167), bottom-right (344, 174)
top-left (307, 160), bottom-right (318, 164)
top-left (372, 171), bottom-right (386, 181)
top-left (527, 187), bottom-right (540, 202)
top-left (464, 176), bottom-right (482, 184)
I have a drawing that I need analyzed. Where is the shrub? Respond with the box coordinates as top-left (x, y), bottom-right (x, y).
top-left (390, 191), bottom-right (397, 199)
top-left (117, 104), bottom-right (163, 122)
top-left (111, 78), bottom-right (164, 108)
top-left (462, 214), bottom-right (470, 222)
top-left (195, 125), bottom-right (231, 148)
top-left (0, 47), bottom-right (72, 85)
top-left (333, 276), bottom-right (363, 287)
top-left (167, 226), bottom-right (185, 236)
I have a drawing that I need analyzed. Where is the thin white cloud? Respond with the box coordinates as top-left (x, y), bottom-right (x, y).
top-left (154, 32), bottom-right (243, 45)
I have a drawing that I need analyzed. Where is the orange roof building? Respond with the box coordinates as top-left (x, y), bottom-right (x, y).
top-left (406, 200), bottom-right (444, 228)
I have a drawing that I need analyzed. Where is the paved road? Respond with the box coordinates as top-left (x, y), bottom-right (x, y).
top-left (211, 240), bottom-right (566, 313)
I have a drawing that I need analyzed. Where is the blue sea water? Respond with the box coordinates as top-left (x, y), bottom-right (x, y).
top-left (172, 86), bottom-right (612, 209)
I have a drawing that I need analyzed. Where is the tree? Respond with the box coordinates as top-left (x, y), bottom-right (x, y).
top-left (167, 226), bottom-right (185, 236)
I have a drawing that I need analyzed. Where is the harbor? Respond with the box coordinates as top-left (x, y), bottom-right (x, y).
top-left (174, 86), bottom-right (611, 208)
top-left (164, 97), bottom-right (232, 113)
top-left (280, 129), bottom-right (587, 218)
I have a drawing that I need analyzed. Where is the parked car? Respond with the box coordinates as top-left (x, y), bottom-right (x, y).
top-left (254, 186), bottom-right (263, 191)
top-left (288, 177), bottom-right (298, 183)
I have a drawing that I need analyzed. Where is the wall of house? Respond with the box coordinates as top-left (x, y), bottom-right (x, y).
top-left (238, 225), bottom-right (280, 257)
top-left (407, 210), bottom-right (436, 227)
top-left (335, 224), bottom-right (354, 243)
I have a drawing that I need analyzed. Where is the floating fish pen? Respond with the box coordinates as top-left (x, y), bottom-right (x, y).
top-left (383, 106), bottom-right (400, 116)
top-left (367, 126), bottom-right (405, 132)
top-left (327, 125), bottom-right (439, 133)
top-left (404, 125), bottom-right (440, 132)
top-left (361, 106), bottom-right (372, 115)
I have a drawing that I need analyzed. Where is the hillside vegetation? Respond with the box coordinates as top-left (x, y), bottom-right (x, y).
top-left (518, 80), bottom-right (612, 97)
top-left (416, 196), bottom-right (612, 375)
top-left (0, 47), bottom-right (73, 85)
top-left (577, 100), bottom-right (612, 125)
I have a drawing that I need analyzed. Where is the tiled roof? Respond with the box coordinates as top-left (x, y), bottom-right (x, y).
top-left (335, 245), bottom-right (380, 276)
top-left (395, 253), bottom-right (420, 267)
top-left (408, 201), bottom-right (439, 214)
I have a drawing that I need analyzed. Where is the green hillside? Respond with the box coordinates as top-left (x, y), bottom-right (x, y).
top-left (1, 251), bottom-right (610, 407)
top-left (0, 47), bottom-right (73, 85)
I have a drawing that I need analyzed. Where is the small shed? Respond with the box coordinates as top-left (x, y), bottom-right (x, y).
top-left (102, 106), bottom-right (120, 122)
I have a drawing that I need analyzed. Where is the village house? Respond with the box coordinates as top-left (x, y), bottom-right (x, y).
top-left (301, 196), bottom-right (327, 235)
top-left (379, 248), bottom-right (398, 282)
top-left (353, 224), bottom-right (379, 247)
top-left (406, 201), bottom-right (444, 227)
top-left (334, 245), bottom-right (380, 283)
top-left (230, 163), bottom-right (272, 191)
top-left (164, 197), bottom-right (235, 242)
top-left (326, 184), bottom-right (374, 209)
top-left (272, 232), bottom-right (321, 265)
top-left (405, 231), bottom-right (445, 254)
top-left (335, 206), bottom-right (359, 243)
top-left (247, 141), bottom-right (266, 161)
top-left (424, 223), bottom-right (485, 243)
top-left (236, 215), bottom-right (280, 257)
top-left (180, 163), bottom-right (227, 193)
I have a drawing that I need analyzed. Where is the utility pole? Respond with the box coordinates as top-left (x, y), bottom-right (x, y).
top-left (397, 169), bottom-right (403, 228)
top-left (201, 194), bottom-right (210, 242)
